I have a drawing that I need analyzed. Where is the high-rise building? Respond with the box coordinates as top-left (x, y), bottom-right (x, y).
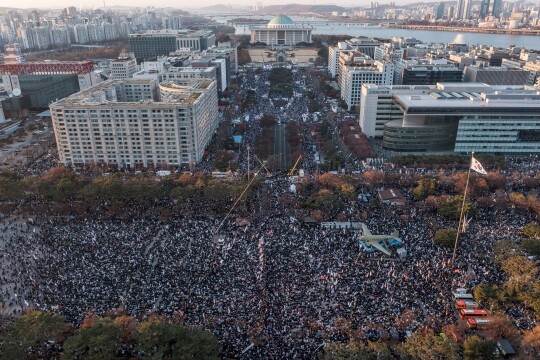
top-left (29, 10), bottom-right (39, 22)
top-left (328, 38), bottom-right (383, 78)
top-left (129, 30), bottom-right (216, 61)
top-left (102, 23), bottom-right (119, 41)
top-left (162, 16), bottom-right (182, 30)
top-left (50, 78), bottom-right (219, 168)
top-left (463, 0), bottom-right (472, 19)
top-left (447, 6), bottom-right (455, 19)
top-left (455, 0), bottom-right (471, 19)
top-left (436, 2), bottom-right (446, 20)
top-left (492, 0), bottom-right (503, 17)
top-left (50, 27), bottom-right (71, 48)
top-left (74, 24), bottom-right (89, 44)
top-left (480, 0), bottom-right (491, 18)
top-left (339, 58), bottom-right (394, 110)
top-left (197, 46), bottom-right (238, 86)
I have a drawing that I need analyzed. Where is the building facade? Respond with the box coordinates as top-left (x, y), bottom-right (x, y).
top-left (110, 54), bottom-right (138, 80)
top-left (339, 60), bottom-right (394, 110)
top-left (0, 59), bottom-right (102, 110)
top-left (394, 59), bottom-right (463, 85)
top-left (463, 66), bottom-right (530, 85)
top-left (328, 38), bottom-right (384, 78)
top-left (359, 84), bottom-right (436, 137)
top-left (385, 83), bottom-right (540, 154)
top-left (129, 30), bottom-right (216, 61)
top-left (456, 0), bottom-right (471, 19)
top-left (250, 15), bottom-right (312, 49)
top-left (49, 78), bottom-right (219, 167)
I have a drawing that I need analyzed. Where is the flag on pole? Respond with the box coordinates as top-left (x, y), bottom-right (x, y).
top-left (470, 157), bottom-right (487, 174)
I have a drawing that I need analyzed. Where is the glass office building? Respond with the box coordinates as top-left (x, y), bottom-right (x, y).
top-left (386, 84), bottom-right (540, 154)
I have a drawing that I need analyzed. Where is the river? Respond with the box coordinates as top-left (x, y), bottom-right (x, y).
top-left (231, 16), bottom-right (540, 50)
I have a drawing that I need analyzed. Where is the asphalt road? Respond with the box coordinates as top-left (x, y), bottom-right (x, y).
top-left (273, 123), bottom-right (288, 170)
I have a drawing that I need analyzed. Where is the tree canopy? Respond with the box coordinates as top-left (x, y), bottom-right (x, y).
top-left (0, 311), bottom-right (220, 360)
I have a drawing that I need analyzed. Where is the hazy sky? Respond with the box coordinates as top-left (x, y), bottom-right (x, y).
top-left (9, 0), bottom-right (419, 10)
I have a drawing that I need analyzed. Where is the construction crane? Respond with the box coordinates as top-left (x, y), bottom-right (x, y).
top-left (288, 155), bottom-right (303, 177)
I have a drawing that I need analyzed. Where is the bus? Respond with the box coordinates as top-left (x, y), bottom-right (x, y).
top-left (460, 309), bottom-right (490, 320)
top-left (455, 300), bottom-right (480, 309)
top-left (467, 317), bottom-right (493, 330)
top-left (453, 293), bottom-right (475, 301)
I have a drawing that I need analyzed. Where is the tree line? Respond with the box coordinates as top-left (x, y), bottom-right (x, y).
top-left (0, 168), bottom-right (256, 219)
top-left (0, 311), bottom-right (220, 360)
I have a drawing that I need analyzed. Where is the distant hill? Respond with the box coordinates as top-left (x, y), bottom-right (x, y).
top-left (257, 4), bottom-right (347, 14)
top-left (195, 3), bottom-right (346, 14)
top-left (198, 4), bottom-right (236, 12)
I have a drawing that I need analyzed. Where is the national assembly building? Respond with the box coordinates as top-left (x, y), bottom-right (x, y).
top-left (250, 15), bottom-right (312, 49)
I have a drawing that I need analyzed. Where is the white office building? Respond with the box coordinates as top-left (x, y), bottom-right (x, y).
top-left (339, 60), bottom-right (394, 110)
top-left (385, 83), bottom-right (540, 154)
top-left (163, 66), bottom-right (216, 82)
top-left (373, 44), bottom-right (404, 63)
top-left (109, 54), bottom-right (138, 80)
top-left (50, 78), bottom-right (219, 167)
top-left (359, 84), bottom-right (436, 137)
top-left (328, 38), bottom-right (383, 78)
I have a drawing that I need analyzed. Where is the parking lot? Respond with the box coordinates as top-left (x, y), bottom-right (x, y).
top-left (0, 120), bottom-right (56, 171)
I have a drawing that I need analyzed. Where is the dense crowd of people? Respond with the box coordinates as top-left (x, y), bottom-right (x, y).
top-left (0, 67), bottom-right (539, 359)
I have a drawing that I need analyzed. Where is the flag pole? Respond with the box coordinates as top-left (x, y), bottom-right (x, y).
top-left (451, 152), bottom-right (474, 266)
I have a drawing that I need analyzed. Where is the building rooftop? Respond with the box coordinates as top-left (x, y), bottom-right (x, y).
top-left (394, 87), bottom-right (540, 112)
top-left (363, 84), bottom-right (436, 91)
top-left (166, 66), bottom-right (215, 74)
top-left (52, 78), bottom-right (213, 108)
top-left (0, 60), bottom-right (93, 75)
top-left (251, 15), bottom-right (312, 30)
top-left (268, 15), bottom-right (295, 26)
top-left (129, 29), bottom-right (213, 38)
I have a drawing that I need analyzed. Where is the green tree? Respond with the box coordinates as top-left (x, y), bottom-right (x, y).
top-left (437, 196), bottom-right (475, 219)
top-left (1, 311), bottom-right (73, 359)
top-left (434, 228), bottom-right (457, 248)
top-left (302, 193), bottom-right (344, 215)
top-left (523, 239), bottom-right (540, 256)
top-left (0, 171), bottom-right (24, 200)
top-left (135, 318), bottom-right (220, 360)
top-left (413, 178), bottom-right (437, 199)
top-left (397, 333), bottom-right (461, 360)
top-left (463, 335), bottom-right (496, 360)
top-left (524, 223), bottom-right (540, 239)
top-left (319, 341), bottom-right (392, 360)
top-left (492, 240), bottom-right (518, 264)
top-left (500, 254), bottom-right (538, 289)
top-left (473, 283), bottom-right (502, 309)
top-left (80, 174), bottom-right (124, 202)
top-left (62, 317), bottom-right (123, 360)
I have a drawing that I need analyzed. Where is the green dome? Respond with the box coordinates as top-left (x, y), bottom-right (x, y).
top-left (268, 15), bottom-right (295, 26)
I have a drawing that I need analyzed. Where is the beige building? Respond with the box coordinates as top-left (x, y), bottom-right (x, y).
top-left (109, 54), bottom-right (138, 80)
top-left (50, 78), bottom-right (218, 168)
